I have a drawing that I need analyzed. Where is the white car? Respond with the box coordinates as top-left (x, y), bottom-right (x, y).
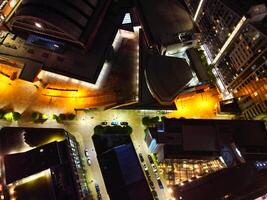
top-left (87, 158), bottom-right (92, 166)
top-left (152, 165), bottom-right (157, 172)
top-left (155, 172), bottom-right (160, 180)
top-left (84, 148), bottom-right (90, 157)
top-left (84, 148), bottom-right (92, 166)
top-left (143, 163), bottom-right (148, 171)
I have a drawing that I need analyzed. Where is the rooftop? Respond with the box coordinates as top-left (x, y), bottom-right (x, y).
top-left (145, 54), bottom-right (194, 104)
top-left (100, 144), bottom-right (153, 200)
top-left (0, 0), bottom-right (131, 84)
top-left (137, 0), bottom-right (194, 46)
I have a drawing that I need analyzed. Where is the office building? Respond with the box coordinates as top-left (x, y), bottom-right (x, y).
top-left (138, 28), bottom-right (210, 106)
top-left (0, 0), bottom-right (132, 84)
top-left (145, 117), bottom-right (267, 164)
top-left (216, 19), bottom-right (267, 119)
top-left (145, 117), bottom-right (267, 197)
top-left (99, 144), bottom-right (153, 200)
top-left (172, 162), bottom-right (267, 200)
top-left (0, 127), bottom-right (89, 200)
top-left (184, 0), bottom-right (267, 119)
top-left (92, 133), bottom-right (153, 200)
top-left (135, 0), bottom-right (200, 55)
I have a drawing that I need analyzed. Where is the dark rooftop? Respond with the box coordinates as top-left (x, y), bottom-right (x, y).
top-left (99, 144), bottom-right (153, 200)
top-left (118, 30), bottom-right (177, 110)
top-left (1, 0), bottom-right (132, 83)
top-left (174, 163), bottom-right (260, 200)
top-left (137, 0), bottom-right (194, 45)
top-left (4, 141), bottom-right (67, 184)
top-left (186, 48), bottom-right (209, 83)
top-left (145, 54), bottom-right (193, 104)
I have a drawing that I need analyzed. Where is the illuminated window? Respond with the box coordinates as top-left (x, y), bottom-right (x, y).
top-left (122, 13), bottom-right (131, 24)
top-left (9, 0), bottom-right (17, 8)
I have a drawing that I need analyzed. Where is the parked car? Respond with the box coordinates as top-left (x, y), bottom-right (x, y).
top-left (97, 194), bottom-right (102, 200)
top-left (139, 153), bottom-right (144, 162)
top-left (111, 121), bottom-right (119, 125)
top-left (151, 190), bottom-right (158, 197)
top-left (87, 158), bottom-right (92, 166)
top-left (95, 183), bottom-right (102, 200)
top-left (155, 172), bottom-right (160, 180)
top-left (147, 155), bottom-right (154, 164)
top-left (149, 181), bottom-right (155, 189)
top-left (95, 184), bottom-right (100, 192)
top-left (120, 121), bottom-right (128, 126)
top-left (143, 163), bottom-right (148, 171)
top-left (157, 180), bottom-right (164, 189)
top-left (101, 121), bottom-right (107, 126)
top-left (84, 148), bottom-right (90, 157)
top-left (152, 164), bottom-right (158, 172)
top-left (84, 148), bottom-right (92, 165)
top-left (145, 170), bottom-right (151, 178)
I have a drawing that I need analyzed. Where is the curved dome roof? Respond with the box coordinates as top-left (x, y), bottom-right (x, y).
top-left (145, 54), bottom-right (193, 104)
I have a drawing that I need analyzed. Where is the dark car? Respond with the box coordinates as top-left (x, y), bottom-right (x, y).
top-left (145, 170), bottom-right (151, 178)
top-left (101, 121), bottom-right (107, 126)
top-left (157, 180), bottom-right (164, 189)
top-left (149, 181), bottom-right (155, 189)
top-left (147, 155), bottom-right (154, 164)
top-left (97, 194), bottom-right (102, 200)
top-left (139, 153), bottom-right (144, 162)
top-left (95, 184), bottom-right (100, 192)
top-left (151, 190), bottom-right (158, 197)
top-left (120, 122), bottom-right (128, 126)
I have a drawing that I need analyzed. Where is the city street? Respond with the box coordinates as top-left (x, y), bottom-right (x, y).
top-left (0, 109), bottom-right (172, 200)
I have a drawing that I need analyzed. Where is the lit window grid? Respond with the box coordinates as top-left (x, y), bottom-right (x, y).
top-left (215, 32), bottom-right (267, 89)
top-left (233, 65), bottom-right (267, 101)
top-left (233, 65), bottom-right (267, 118)
top-left (158, 159), bottom-right (225, 186)
top-left (198, 0), bottom-right (241, 61)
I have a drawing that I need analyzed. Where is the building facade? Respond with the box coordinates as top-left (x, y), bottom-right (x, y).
top-left (184, 0), bottom-right (267, 119)
top-left (145, 118), bottom-right (267, 164)
top-left (0, 127), bottom-right (89, 200)
top-left (145, 117), bottom-right (267, 193)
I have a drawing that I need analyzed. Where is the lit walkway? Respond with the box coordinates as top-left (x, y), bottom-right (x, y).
top-left (0, 68), bottom-right (117, 114)
top-left (167, 87), bottom-right (221, 119)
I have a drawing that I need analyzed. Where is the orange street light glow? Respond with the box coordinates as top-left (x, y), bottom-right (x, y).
top-left (167, 87), bottom-right (220, 119)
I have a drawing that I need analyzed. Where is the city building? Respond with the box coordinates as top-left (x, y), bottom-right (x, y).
top-left (118, 26), bottom-right (211, 109)
top-left (184, 0), bottom-right (267, 119)
top-left (99, 144), bottom-right (154, 200)
top-left (184, 0), bottom-right (205, 21)
top-left (0, 0), bottom-right (218, 111)
top-left (92, 133), bottom-right (153, 200)
top-left (137, 28), bottom-right (210, 106)
top-left (145, 117), bottom-right (267, 163)
top-left (217, 20), bottom-right (267, 119)
top-left (0, 127), bottom-right (89, 200)
top-left (0, 0), bottom-right (133, 84)
top-left (172, 162), bottom-right (267, 200)
top-left (145, 117), bottom-right (267, 198)
top-left (135, 0), bottom-right (200, 55)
